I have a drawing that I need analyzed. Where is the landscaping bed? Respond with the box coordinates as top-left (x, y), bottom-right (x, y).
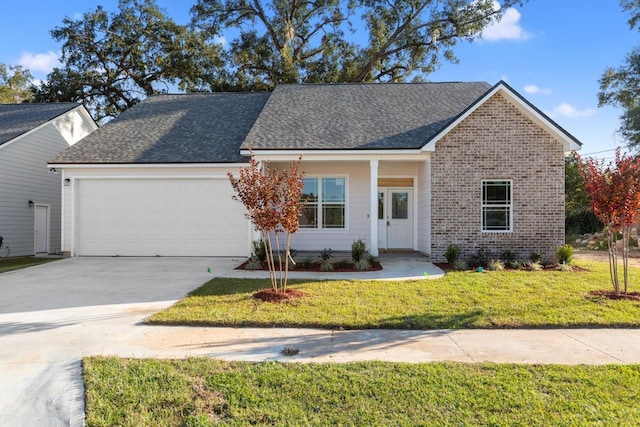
top-left (83, 356), bottom-right (640, 427)
top-left (235, 259), bottom-right (383, 272)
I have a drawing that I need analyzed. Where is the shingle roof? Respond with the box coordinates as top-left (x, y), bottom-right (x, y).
top-left (242, 82), bottom-right (492, 150)
top-left (51, 92), bottom-right (270, 164)
top-left (0, 103), bottom-right (80, 146)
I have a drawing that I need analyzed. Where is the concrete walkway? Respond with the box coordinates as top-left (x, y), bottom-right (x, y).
top-left (1, 256), bottom-right (640, 426)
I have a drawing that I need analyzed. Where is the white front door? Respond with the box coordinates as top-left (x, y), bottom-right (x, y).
top-left (377, 188), bottom-right (413, 249)
top-left (34, 205), bottom-right (49, 253)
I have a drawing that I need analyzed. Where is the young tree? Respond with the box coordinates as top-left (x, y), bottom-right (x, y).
top-left (191, 0), bottom-right (527, 90)
top-left (579, 149), bottom-right (640, 295)
top-left (34, 0), bottom-right (222, 121)
top-left (228, 154), bottom-right (305, 292)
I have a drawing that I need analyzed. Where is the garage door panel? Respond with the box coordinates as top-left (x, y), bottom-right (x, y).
top-left (76, 179), bottom-right (250, 256)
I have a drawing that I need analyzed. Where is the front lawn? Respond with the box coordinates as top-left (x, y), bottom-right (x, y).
top-left (147, 261), bottom-right (640, 329)
top-left (84, 356), bottom-right (640, 427)
top-left (0, 256), bottom-right (58, 273)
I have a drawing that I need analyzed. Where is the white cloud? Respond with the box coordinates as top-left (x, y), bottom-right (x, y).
top-left (17, 51), bottom-right (60, 73)
top-left (481, 2), bottom-right (531, 41)
top-left (524, 85), bottom-right (552, 95)
top-left (550, 103), bottom-right (597, 119)
top-left (213, 35), bottom-right (227, 46)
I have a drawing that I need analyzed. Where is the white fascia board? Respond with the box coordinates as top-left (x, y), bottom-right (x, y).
top-left (242, 149), bottom-right (431, 162)
top-left (47, 162), bottom-right (251, 169)
top-left (422, 83), bottom-right (582, 153)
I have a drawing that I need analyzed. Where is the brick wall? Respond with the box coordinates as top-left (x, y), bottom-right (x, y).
top-left (430, 92), bottom-right (565, 263)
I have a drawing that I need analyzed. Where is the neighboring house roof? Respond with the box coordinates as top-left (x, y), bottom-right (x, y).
top-left (0, 103), bottom-right (80, 147)
top-left (242, 82), bottom-right (492, 150)
top-left (51, 93), bottom-right (270, 164)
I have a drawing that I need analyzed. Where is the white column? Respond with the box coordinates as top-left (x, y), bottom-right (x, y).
top-left (370, 159), bottom-right (379, 256)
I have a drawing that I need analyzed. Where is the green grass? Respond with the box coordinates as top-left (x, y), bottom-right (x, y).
top-left (84, 356), bottom-right (640, 426)
top-left (0, 256), bottom-right (57, 273)
top-left (148, 261), bottom-right (640, 329)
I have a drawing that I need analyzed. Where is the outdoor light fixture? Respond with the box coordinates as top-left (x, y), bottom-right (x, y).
top-left (64, 178), bottom-right (71, 187)
top-left (28, 200), bottom-right (34, 208)
top-left (48, 168), bottom-right (57, 174)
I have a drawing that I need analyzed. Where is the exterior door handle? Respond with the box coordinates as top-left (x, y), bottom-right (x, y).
top-left (386, 221), bottom-right (390, 226)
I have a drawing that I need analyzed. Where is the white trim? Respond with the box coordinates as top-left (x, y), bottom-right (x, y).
top-left (48, 162), bottom-right (250, 169)
top-left (422, 83), bottom-right (582, 153)
top-left (481, 179), bottom-right (513, 233)
top-left (369, 160), bottom-right (379, 256)
top-left (247, 151), bottom-right (430, 162)
top-left (34, 203), bottom-right (51, 254)
top-left (61, 170), bottom-right (66, 252)
top-left (1, 105), bottom-right (93, 152)
top-left (299, 175), bottom-right (350, 232)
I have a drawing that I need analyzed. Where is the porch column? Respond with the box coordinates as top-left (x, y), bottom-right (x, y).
top-left (370, 159), bottom-right (379, 256)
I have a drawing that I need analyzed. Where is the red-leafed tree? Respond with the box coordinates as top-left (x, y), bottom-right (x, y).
top-left (228, 153), bottom-right (305, 292)
top-left (579, 148), bottom-right (640, 295)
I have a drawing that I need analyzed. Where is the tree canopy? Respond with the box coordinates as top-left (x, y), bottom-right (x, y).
top-left (0, 63), bottom-right (33, 103)
top-left (192, 0), bottom-right (526, 90)
top-left (33, 0), bottom-right (222, 121)
top-left (598, 1), bottom-right (640, 149)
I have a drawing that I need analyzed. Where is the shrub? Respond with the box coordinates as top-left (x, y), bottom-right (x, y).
top-left (445, 244), bottom-right (460, 264)
top-left (320, 259), bottom-right (334, 271)
top-left (301, 257), bottom-right (314, 268)
top-left (466, 247), bottom-right (489, 270)
top-left (320, 248), bottom-right (333, 261)
top-left (556, 244), bottom-right (574, 265)
top-left (334, 259), bottom-right (351, 269)
top-left (501, 250), bottom-right (516, 264)
top-left (453, 260), bottom-right (467, 271)
top-left (488, 259), bottom-right (505, 271)
top-left (556, 262), bottom-right (573, 272)
top-left (245, 258), bottom-right (262, 270)
top-left (251, 239), bottom-right (267, 262)
top-left (529, 250), bottom-right (543, 264)
top-left (355, 257), bottom-right (372, 271)
top-left (352, 239), bottom-right (367, 262)
top-left (526, 261), bottom-right (543, 271)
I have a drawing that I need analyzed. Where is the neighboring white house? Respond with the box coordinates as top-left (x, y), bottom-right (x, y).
top-left (0, 103), bottom-right (97, 257)
top-left (50, 82), bottom-right (581, 262)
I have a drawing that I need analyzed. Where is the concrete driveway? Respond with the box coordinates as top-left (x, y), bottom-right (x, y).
top-left (0, 256), bottom-right (224, 427)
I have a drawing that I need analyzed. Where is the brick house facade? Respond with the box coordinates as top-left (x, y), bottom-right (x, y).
top-left (430, 93), bottom-right (566, 262)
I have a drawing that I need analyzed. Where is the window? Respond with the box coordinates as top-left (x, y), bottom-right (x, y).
top-left (482, 180), bottom-right (512, 232)
top-left (301, 177), bottom-right (346, 229)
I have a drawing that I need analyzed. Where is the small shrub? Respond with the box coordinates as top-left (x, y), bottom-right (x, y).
top-left (467, 247), bottom-right (489, 270)
top-left (556, 262), bottom-right (573, 272)
top-left (320, 248), bottom-right (333, 261)
top-left (630, 237), bottom-right (639, 247)
top-left (445, 244), bottom-right (461, 264)
top-left (355, 257), bottom-right (372, 271)
top-left (453, 260), bottom-right (467, 271)
top-left (488, 259), bottom-right (505, 271)
top-left (334, 259), bottom-right (351, 269)
top-left (500, 250), bottom-right (516, 264)
top-left (251, 240), bottom-right (267, 262)
top-left (352, 239), bottom-right (367, 262)
top-left (526, 261), bottom-right (543, 271)
top-left (320, 259), bottom-right (334, 271)
top-left (245, 258), bottom-right (262, 270)
top-left (556, 244), bottom-right (574, 265)
top-left (529, 250), bottom-right (543, 264)
top-left (301, 257), bottom-right (314, 268)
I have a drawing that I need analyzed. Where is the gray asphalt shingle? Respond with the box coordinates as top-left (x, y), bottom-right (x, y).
top-left (0, 103), bottom-right (80, 146)
top-left (242, 82), bottom-right (492, 150)
top-left (51, 92), bottom-right (270, 164)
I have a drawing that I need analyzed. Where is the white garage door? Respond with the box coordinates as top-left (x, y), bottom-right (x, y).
top-left (75, 178), bottom-right (250, 256)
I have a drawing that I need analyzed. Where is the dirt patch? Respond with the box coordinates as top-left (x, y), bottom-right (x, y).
top-left (253, 288), bottom-right (306, 303)
top-left (588, 290), bottom-right (640, 301)
top-left (574, 250), bottom-right (640, 268)
top-left (236, 260), bottom-right (383, 272)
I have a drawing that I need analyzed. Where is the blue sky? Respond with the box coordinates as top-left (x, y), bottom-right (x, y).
top-left (0, 0), bottom-right (637, 158)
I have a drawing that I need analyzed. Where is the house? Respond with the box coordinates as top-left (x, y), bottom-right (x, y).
top-left (49, 81), bottom-right (581, 262)
top-left (0, 103), bottom-right (97, 257)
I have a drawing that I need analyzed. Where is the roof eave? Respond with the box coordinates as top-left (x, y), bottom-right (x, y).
top-left (421, 80), bottom-right (583, 153)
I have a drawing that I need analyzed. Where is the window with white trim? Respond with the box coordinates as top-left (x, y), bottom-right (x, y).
top-left (482, 180), bottom-right (512, 232)
top-left (300, 177), bottom-right (346, 229)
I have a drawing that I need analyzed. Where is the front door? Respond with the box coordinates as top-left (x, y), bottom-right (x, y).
top-left (34, 205), bottom-right (49, 253)
top-left (377, 188), bottom-right (413, 249)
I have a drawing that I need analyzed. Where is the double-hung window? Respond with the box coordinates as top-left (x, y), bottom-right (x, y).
top-left (300, 177), bottom-right (346, 229)
top-left (481, 180), bottom-right (512, 232)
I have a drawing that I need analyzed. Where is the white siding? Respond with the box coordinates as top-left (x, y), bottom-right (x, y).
top-left (0, 124), bottom-right (69, 256)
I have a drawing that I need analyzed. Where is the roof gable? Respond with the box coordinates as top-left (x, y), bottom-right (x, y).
top-left (51, 93), bottom-right (270, 164)
top-left (0, 103), bottom-right (80, 147)
top-left (242, 82), bottom-right (492, 151)
top-left (422, 80), bottom-right (582, 152)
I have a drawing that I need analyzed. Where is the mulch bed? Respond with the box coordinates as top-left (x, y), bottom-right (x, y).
top-left (588, 290), bottom-right (640, 301)
top-left (434, 262), bottom-right (588, 272)
top-left (235, 260), bottom-right (383, 272)
top-left (253, 288), bottom-right (306, 302)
